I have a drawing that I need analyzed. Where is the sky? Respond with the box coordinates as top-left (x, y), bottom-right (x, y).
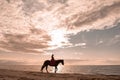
top-left (0, 0), bottom-right (120, 65)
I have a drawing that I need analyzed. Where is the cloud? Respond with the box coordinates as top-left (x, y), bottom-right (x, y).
top-left (0, 32), bottom-right (51, 53)
top-left (59, 23), bottom-right (120, 61)
top-left (63, 0), bottom-right (120, 33)
top-left (75, 43), bottom-right (86, 47)
top-left (6, 0), bottom-right (10, 3)
top-left (106, 34), bottom-right (120, 47)
top-left (22, 0), bottom-right (46, 15)
top-left (0, 0), bottom-right (120, 53)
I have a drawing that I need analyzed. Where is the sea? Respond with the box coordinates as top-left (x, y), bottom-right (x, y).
top-left (0, 65), bottom-right (120, 75)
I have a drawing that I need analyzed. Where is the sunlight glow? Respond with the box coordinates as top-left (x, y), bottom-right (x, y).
top-left (48, 29), bottom-right (68, 48)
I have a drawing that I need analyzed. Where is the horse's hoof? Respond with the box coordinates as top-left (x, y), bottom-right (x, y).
top-left (40, 70), bottom-right (43, 73)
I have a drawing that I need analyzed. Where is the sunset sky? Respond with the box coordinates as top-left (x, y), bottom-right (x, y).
top-left (0, 0), bottom-right (120, 65)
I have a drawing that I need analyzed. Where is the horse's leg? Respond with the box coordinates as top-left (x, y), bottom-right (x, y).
top-left (55, 66), bottom-right (58, 73)
top-left (46, 65), bottom-right (49, 73)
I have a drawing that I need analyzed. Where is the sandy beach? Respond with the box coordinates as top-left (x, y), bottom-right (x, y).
top-left (0, 69), bottom-right (119, 80)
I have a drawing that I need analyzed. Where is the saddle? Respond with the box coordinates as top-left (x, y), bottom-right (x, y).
top-left (50, 60), bottom-right (55, 66)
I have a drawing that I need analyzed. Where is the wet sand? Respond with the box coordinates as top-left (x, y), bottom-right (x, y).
top-left (0, 69), bottom-right (120, 80)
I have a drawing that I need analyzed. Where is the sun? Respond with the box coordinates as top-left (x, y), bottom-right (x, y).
top-left (48, 29), bottom-right (68, 48)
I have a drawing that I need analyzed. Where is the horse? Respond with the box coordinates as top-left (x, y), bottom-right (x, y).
top-left (40, 59), bottom-right (64, 73)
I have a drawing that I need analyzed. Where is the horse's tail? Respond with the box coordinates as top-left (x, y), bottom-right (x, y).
top-left (41, 65), bottom-right (44, 71)
top-left (41, 60), bottom-right (48, 71)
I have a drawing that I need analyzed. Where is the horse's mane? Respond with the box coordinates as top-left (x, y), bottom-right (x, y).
top-left (56, 59), bottom-right (63, 61)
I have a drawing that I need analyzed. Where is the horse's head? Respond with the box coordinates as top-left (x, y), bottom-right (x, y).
top-left (61, 60), bottom-right (64, 65)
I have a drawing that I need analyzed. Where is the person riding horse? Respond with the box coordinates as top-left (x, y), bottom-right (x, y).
top-left (50, 54), bottom-right (55, 66)
top-left (41, 54), bottom-right (64, 73)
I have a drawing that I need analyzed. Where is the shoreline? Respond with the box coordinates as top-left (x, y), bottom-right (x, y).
top-left (0, 69), bottom-right (120, 80)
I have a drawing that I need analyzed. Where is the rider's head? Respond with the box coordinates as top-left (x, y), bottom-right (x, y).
top-left (52, 54), bottom-right (54, 57)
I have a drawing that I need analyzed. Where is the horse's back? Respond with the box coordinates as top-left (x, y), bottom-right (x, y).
top-left (56, 59), bottom-right (64, 62)
top-left (45, 60), bottom-right (50, 62)
top-left (43, 59), bottom-right (64, 66)
top-left (44, 60), bottom-right (50, 64)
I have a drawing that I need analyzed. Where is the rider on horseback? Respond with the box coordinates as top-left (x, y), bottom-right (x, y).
top-left (41, 54), bottom-right (64, 73)
top-left (50, 54), bottom-right (55, 65)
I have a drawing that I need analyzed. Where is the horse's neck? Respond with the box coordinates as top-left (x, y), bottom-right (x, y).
top-left (57, 60), bottom-right (62, 63)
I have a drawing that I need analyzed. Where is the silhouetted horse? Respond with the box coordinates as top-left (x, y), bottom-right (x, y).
top-left (41, 59), bottom-right (64, 73)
